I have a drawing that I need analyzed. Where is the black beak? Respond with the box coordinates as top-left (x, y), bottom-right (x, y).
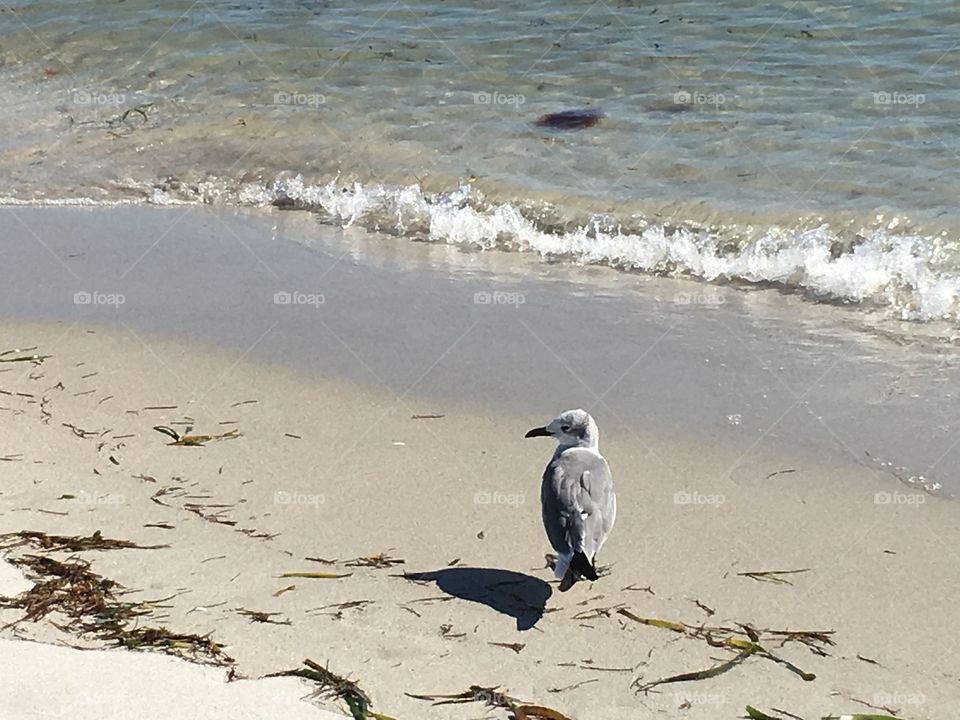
top-left (524, 426), bottom-right (551, 438)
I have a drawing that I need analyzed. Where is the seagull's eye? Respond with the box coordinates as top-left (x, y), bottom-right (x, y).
top-left (560, 425), bottom-right (570, 432)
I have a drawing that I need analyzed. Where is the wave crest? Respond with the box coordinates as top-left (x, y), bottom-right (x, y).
top-left (208, 175), bottom-right (953, 323)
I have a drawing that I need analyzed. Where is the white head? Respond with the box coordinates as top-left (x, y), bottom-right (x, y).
top-left (525, 408), bottom-right (599, 450)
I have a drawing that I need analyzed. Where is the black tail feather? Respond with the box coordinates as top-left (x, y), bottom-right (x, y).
top-left (570, 551), bottom-right (599, 581)
top-left (558, 567), bottom-right (578, 592)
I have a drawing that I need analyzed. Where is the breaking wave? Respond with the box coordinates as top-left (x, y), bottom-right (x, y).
top-left (147, 175), bottom-right (959, 323)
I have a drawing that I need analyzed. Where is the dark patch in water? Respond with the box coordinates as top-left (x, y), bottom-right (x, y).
top-left (534, 108), bottom-right (603, 130)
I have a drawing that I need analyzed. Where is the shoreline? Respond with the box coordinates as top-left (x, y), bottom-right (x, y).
top-left (1, 318), bottom-right (958, 719)
top-left (1, 204), bottom-right (959, 496)
top-left (4, 184), bottom-right (960, 327)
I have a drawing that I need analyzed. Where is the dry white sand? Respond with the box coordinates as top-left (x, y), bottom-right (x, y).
top-left (1, 320), bottom-right (958, 720)
top-left (0, 637), bottom-right (349, 720)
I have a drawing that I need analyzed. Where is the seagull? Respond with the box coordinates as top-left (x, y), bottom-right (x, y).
top-left (525, 409), bottom-right (616, 591)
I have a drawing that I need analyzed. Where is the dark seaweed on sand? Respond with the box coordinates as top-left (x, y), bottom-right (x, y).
top-left (344, 552), bottom-right (405, 568)
top-left (153, 424), bottom-right (241, 446)
top-left (0, 347), bottom-right (51, 364)
top-left (236, 608), bottom-right (292, 625)
top-left (408, 685), bottom-right (573, 720)
top-left (737, 568), bottom-right (811, 585)
top-left (0, 535), bottom-right (231, 666)
top-left (0, 530), bottom-right (167, 552)
top-left (0, 555), bottom-right (136, 626)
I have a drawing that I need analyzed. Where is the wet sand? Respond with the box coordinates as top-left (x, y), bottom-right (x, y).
top-left (2, 205), bottom-right (959, 494)
top-left (1, 206), bottom-right (958, 719)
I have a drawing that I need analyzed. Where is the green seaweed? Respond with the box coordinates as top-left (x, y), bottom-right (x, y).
top-left (617, 607), bottom-right (824, 691)
top-left (267, 659), bottom-right (396, 720)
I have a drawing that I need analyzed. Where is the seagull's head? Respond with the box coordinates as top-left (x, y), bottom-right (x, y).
top-left (525, 408), bottom-right (599, 449)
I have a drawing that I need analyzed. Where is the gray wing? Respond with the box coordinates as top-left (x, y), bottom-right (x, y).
top-left (541, 448), bottom-right (616, 560)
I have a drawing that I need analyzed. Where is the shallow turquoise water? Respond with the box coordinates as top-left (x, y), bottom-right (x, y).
top-left (2, 1), bottom-right (960, 319)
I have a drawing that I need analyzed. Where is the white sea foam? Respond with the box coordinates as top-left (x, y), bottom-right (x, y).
top-left (7, 175), bottom-right (955, 323)
top-left (254, 177), bottom-right (960, 323)
top-left (0, 196), bottom-right (140, 207)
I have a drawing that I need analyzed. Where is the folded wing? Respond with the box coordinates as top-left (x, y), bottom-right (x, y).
top-left (541, 448), bottom-right (616, 586)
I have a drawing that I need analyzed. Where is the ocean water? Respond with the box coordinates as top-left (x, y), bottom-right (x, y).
top-left (2, 0), bottom-right (960, 322)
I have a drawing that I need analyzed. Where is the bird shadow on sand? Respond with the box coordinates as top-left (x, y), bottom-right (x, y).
top-left (404, 567), bottom-right (552, 631)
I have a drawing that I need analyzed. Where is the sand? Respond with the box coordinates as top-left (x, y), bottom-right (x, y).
top-left (1, 206), bottom-right (958, 720)
top-left (1, 317), bottom-right (958, 720)
top-left (3, 205), bottom-right (960, 497)
top-left (0, 637), bottom-right (349, 720)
